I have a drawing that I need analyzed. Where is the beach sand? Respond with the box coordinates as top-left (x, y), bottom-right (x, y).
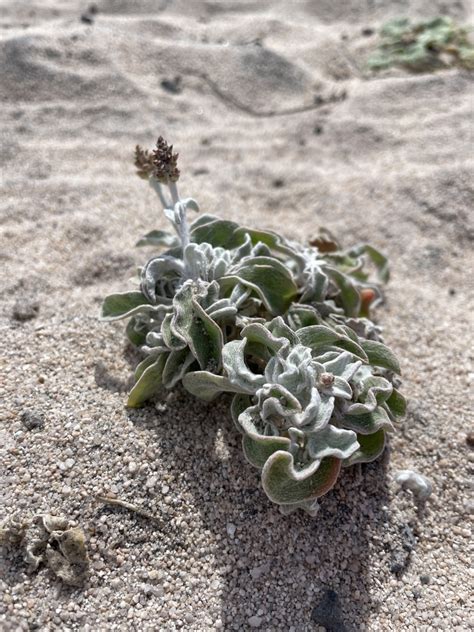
top-left (1, 1), bottom-right (473, 630)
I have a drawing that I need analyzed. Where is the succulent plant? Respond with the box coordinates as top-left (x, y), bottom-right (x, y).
top-left (368, 17), bottom-right (474, 72)
top-left (101, 136), bottom-right (405, 514)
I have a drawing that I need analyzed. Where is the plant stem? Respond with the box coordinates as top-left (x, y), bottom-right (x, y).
top-left (149, 177), bottom-right (171, 209)
top-left (168, 180), bottom-right (190, 251)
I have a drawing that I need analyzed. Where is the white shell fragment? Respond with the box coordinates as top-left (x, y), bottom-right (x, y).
top-left (395, 470), bottom-right (433, 501)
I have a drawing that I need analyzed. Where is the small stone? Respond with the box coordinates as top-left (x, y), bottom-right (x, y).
top-left (146, 476), bottom-right (158, 489)
top-left (65, 458), bottom-right (75, 470)
top-left (20, 410), bottom-right (44, 431)
top-left (420, 575), bottom-right (431, 585)
top-left (161, 485), bottom-right (169, 494)
top-left (226, 523), bottom-right (236, 538)
top-left (128, 462), bottom-right (138, 475)
top-left (12, 299), bottom-right (39, 322)
top-left (250, 563), bottom-right (270, 580)
top-left (466, 433), bottom-right (474, 448)
top-left (248, 615), bottom-right (262, 628)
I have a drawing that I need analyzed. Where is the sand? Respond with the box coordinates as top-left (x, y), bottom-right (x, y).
top-left (1, 1), bottom-right (473, 630)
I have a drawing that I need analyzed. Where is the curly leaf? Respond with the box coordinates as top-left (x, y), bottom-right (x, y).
top-left (182, 371), bottom-right (244, 401)
top-left (307, 425), bottom-right (359, 461)
top-left (361, 339), bottom-right (401, 374)
top-left (385, 388), bottom-right (407, 418)
top-left (242, 435), bottom-right (291, 469)
top-left (127, 353), bottom-right (167, 407)
top-left (297, 325), bottom-right (368, 361)
top-left (262, 453), bottom-right (341, 505)
top-left (136, 229), bottom-right (180, 248)
top-left (325, 268), bottom-right (361, 317)
top-left (101, 292), bottom-right (151, 321)
top-left (162, 349), bottom-right (195, 389)
top-left (223, 258), bottom-right (298, 315)
top-left (343, 429), bottom-right (386, 466)
top-left (191, 218), bottom-right (243, 249)
top-left (349, 244), bottom-right (390, 283)
top-left (222, 340), bottom-right (266, 393)
top-left (341, 406), bottom-right (393, 434)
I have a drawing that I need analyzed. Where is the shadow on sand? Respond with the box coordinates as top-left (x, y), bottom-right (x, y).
top-left (125, 385), bottom-right (407, 632)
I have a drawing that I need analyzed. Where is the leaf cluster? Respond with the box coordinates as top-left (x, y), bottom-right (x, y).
top-left (368, 17), bottom-right (474, 72)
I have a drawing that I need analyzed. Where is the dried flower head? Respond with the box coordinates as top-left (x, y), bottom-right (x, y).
top-left (152, 136), bottom-right (180, 183)
top-left (134, 145), bottom-right (155, 179)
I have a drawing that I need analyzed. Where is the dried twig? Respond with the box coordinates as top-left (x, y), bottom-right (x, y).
top-left (95, 495), bottom-right (164, 526)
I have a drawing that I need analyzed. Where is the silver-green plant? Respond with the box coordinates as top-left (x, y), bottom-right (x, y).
top-left (368, 17), bottom-right (474, 72)
top-left (101, 136), bottom-right (405, 514)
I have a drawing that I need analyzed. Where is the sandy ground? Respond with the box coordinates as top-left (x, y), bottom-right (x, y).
top-left (1, 1), bottom-right (473, 630)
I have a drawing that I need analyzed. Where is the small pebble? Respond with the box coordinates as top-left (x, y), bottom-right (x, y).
top-left (248, 615), bottom-right (262, 628)
top-left (20, 410), bottom-right (44, 431)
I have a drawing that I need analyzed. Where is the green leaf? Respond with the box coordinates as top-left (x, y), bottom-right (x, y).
top-left (385, 388), bottom-right (407, 418)
top-left (136, 229), bottom-right (180, 248)
top-left (134, 355), bottom-right (157, 381)
top-left (127, 353), bottom-right (167, 407)
top-left (325, 268), bottom-right (361, 317)
top-left (343, 429), bottom-right (386, 466)
top-left (191, 218), bottom-right (243, 249)
top-left (234, 226), bottom-right (306, 268)
top-left (240, 321), bottom-right (288, 352)
top-left (162, 349), bottom-right (195, 389)
top-left (230, 393), bottom-right (253, 431)
top-left (125, 317), bottom-right (148, 346)
top-left (341, 406), bottom-right (393, 434)
top-left (351, 244), bottom-right (390, 283)
top-left (361, 339), bottom-right (401, 374)
top-left (182, 371), bottom-right (243, 401)
top-left (242, 435), bottom-right (291, 469)
top-left (223, 258), bottom-right (298, 315)
top-left (161, 314), bottom-right (187, 350)
top-left (100, 292), bottom-right (150, 321)
top-left (189, 300), bottom-right (223, 371)
top-left (262, 454), bottom-right (341, 505)
top-left (297, 325), bottom-right (368, 361)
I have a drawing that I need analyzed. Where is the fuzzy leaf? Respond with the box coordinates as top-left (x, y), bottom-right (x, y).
top-left (361, 339), bottom-right (401, 374)
top-left (351, 244), bottom-right (390, 283)
top-left (242, 435), bottom-right (291, 469)
top-left (222, 340), bottom-right (266, 393)
top-left (127, 353), bottom-right (167, 407)
top-left (191, 218), bottom-right (243, 249)
top-left (126, 317), bottom-right (148, 346)
top-left (307, 426), bottom-right (359, 461)
top-left (342, 406), bottom-right (393, 434)
top-left (297, 325), bottom-right (368, 361)
top-left (162, 349), bottom-right (195, 389)
top-left (385, 388), bottom-right (407, 418)
top-left (262, 453), bottom-right (341, 505)
top-left (343, 429), bottom-right (386, 466)
top-left (136, 230), bottom-right (180, 248)
top-left (223, 258), bottom-right (298, 315)
top-left (101, 292), bottom-right (150, 321)
top-left (182, 371), bottom-right (243, 401)
top-left (189, 299), bottom-right (223, 371)
top-left (326, 268), bottom-right (361, 317)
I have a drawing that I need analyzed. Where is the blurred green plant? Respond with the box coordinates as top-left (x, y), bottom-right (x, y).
top-left (100, 136), bottom-right (405, 516)
top-left (368, 17), bottom-right (474, 72)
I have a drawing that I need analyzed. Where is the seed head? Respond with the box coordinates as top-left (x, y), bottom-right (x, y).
top-left (152, 136), bottom-right (180, 183)
top-left (134, 145), bottom-right (155, 179)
